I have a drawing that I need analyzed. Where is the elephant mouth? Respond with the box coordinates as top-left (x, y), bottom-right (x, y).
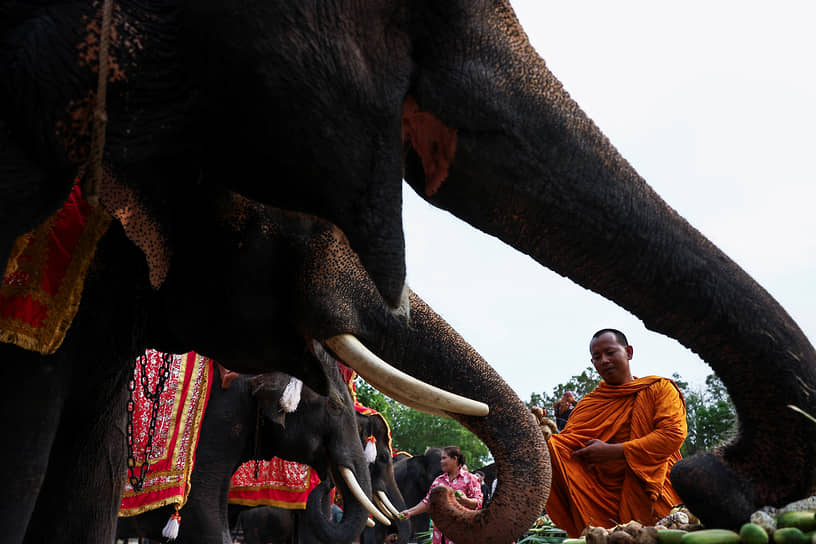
top-left (311, 337), bottom-right (488, 418)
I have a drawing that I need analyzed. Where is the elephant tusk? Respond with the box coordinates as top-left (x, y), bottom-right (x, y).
top-left (324, 335), bottom-right (489, 417)
top-left (339, 466), bottom-right (391, 526)
top-left (377, 490), bottom-right (402, 518)
top-left (366, 517), bottom-right (376, 528)
top-left (314, 338), bottom-right (449, 417)
top-left (374, 494), bottom-right (396, 519)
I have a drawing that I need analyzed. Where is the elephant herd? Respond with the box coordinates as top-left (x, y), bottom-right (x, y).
top-left (2, 0), bottom-right (816, 543)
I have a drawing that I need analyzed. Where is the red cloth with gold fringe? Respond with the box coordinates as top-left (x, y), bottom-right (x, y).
top-left (228, 458), bottom-right (321, 509)
top-left (119, 350), bottom-right (214, 517)
top-left (0, 182), bottom-right (111, 354)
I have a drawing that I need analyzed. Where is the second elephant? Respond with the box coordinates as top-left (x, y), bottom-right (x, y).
top-left (118, 361), bottom-right (381, 543)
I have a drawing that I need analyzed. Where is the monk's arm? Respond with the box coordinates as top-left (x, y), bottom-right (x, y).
top-left (622, 381), bottom-right (687, 464)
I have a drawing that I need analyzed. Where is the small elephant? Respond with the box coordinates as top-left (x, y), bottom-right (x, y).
top-left (117, 361), bottom-right (380, 544)
top-left (234, 404), bottom-right (412, 544)
top-left (355, 409), bottom-right (411, 544)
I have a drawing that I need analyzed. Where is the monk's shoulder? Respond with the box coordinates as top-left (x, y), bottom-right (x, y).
top-left (643, 376), bottom-right (685, 405)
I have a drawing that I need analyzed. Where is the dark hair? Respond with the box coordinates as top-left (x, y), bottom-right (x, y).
top-left (591, 328), bottom-right (629, 347)
top-left (443, 445), bottom-right (465, 467)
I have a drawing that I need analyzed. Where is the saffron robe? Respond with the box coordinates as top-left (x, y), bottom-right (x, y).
top-left (546, 376), bottom-right (686, 536)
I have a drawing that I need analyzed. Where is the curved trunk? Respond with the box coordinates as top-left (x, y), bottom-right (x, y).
top-left (305, 475), bottom-right (371, 544)
top-left (353, 292), bottom-right (548, 544)
top-left (381, 478), bottom-right (410, 544)
top-left (403, 0), bottom-right (816, 526)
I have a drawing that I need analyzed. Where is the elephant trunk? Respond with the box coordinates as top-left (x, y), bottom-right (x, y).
top-left (372, 469), bottom-right (410, 544)
top-left (306, 461), bottom-right (377, 543)
top-left (359, 292), bottom-right (549, 544)
top-left (384, 481), bottom-right (411, 544)
top-left (402, 0), bottom-right (816, 525)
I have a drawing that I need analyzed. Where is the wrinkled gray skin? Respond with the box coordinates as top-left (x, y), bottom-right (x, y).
top-left (393, 449), bottom-right (443, 541)
top-left (116, 362), bottom-right (371, 544)
top-left (3, 0), bottom-right (816, 537)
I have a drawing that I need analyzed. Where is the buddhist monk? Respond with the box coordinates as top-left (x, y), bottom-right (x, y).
top-left (545, 329), bottom-right (687, 536)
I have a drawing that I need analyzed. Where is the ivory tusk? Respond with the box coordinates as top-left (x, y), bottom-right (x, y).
top-left (339, 466), bottom-right (391, 526)
top-left (377, 490), bottom-right (402, 518)
top-left (374, 495), bottom-right (396, 519)
top-left (366, 517), bottom-right (376, 528)
top-left (324, 335), bottom-right (489, 417)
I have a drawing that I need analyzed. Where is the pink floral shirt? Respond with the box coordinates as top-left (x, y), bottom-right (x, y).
top-left (422, 469), bottom-right (483, 544)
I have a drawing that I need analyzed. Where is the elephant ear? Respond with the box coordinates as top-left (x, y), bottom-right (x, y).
top-left (249, 372), bottom-right (292, 425)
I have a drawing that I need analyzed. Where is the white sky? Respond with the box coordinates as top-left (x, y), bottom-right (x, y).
top-left (401, 1), bottom-right (816, 402)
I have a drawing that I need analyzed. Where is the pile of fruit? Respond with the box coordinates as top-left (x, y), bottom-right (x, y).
top-left (553, 497), bottom-right (816, 544)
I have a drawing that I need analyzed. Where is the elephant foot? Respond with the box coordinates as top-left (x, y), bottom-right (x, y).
top-left (671, 453), bottom-right (756, 529)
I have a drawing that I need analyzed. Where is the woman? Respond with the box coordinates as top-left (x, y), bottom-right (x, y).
top-left (553, 391), bottom-right (577, 431)
top-left (399, 446), bottom-right (482, 544)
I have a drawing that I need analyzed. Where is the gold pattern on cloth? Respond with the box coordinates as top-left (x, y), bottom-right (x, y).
top-left (119, 351), bottom-right (214, 517)
top-left (0, 183), bottom-right (111, 354)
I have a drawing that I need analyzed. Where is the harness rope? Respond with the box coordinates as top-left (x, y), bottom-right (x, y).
top-left (83, 0), bottom-right (114, 206)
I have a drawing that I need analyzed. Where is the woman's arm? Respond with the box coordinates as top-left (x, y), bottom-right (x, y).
top-left (399, 500), bottom-right (429, 519)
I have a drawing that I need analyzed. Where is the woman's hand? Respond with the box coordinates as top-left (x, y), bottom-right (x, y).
top-left (454, 490), bottom-right (479, 509)
top-left (398, 510), bottom-right (411, 520)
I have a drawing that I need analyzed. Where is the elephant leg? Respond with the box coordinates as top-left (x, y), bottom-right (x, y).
top-left (0, 344), bottom-right (70, 544)
top-left (23, 352), bottom-right (131, 544)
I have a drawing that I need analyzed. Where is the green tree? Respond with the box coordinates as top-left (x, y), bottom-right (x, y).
top-left (680, 374), bottom-right (737, 456)
top-left (354, 379), bottom-right (492, 467)
top-left (526, 366), bottom-right (600, 418)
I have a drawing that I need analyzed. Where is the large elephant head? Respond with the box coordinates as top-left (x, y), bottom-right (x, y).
top-left (2, 0), bottom-right (815, 537)
top-left (143, 190), bottom-right (547, 543)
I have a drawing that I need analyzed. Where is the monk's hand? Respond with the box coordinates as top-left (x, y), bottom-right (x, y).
top-left (571, 439), bottom-right (624, 465)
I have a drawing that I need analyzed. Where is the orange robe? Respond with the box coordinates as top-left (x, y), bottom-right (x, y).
top-left (546, 376), bottom-right (686, 536)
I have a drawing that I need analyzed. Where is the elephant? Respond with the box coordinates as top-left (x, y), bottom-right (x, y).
top-left (393, 448), bottom-right (444, 541)
top-left (3, 0), bottom-right (816, 538)
top-left (116, 360), bottom-right (380, 544)
top-left (2, 188), bottom-right (536, 544)
top-left (356, 409), bottom-right (411, 544)
top-left (233, 405), bottom-right (411, 544)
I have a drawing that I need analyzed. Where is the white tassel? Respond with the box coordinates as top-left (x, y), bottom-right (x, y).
top-left (280, 376), bottom-right (303, 413)
top-left (162, 510), bottom-right (181, 540)
top-left (364, 435), bottom-right (377, 464)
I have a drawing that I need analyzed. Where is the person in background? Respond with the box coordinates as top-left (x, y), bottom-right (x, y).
top-left (399, 446), bottom-right (483, 544)
top-left (545, 329), bottom-right (687, 537)
top-left (474, 471), bottom-right (490, 504)
top-left (553, 391), bottom-right (577, 431)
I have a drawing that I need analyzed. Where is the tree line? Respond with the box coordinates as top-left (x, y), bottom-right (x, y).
top-left (355, 368), bottom-right (737, 464)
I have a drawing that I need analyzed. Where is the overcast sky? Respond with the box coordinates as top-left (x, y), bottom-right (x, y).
top-left (400, 1), bottom-right (816, 403)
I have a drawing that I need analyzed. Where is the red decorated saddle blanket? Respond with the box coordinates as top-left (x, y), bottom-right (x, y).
top-left (119, 350), bottom-right (214, 517)
top-left (0, 183), bottom-right (111, 354)
top-left (228, 458), bottom-right (321, 509)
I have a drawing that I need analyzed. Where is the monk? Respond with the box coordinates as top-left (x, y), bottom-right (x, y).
top-left (545, 329), bottom-right (687, 536)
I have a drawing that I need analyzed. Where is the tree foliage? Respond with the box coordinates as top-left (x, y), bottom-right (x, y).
top-left (355, 379), bottom-right (491, 467)
top-left (525, 368), bottom-right (737, 457)
top-left (676, 373), bottom-right (737, 456)
top-left (526, 366), bottom-right (601, 417)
